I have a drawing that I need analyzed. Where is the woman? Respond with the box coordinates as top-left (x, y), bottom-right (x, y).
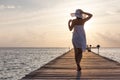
top-left (68, 9), bottom-right (93, 71)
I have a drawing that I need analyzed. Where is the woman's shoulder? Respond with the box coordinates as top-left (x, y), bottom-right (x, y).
top-left (72, 19), bottom-right (76, 22)
top-left (72, 19), bottom-right (83, 22)
top-left (72, 19), bottom-right (84, 25)
top-left (72, 19), bottom-right (78, 23)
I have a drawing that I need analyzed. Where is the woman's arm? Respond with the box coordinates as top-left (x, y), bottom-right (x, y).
top-left (68, 19), bottom-right (74, 31)
top-left (82, 11), bottom-right (93, 22)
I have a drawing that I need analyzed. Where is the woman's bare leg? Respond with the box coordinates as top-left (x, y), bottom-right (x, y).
top-left (74, 48), bottom-right (82, 71)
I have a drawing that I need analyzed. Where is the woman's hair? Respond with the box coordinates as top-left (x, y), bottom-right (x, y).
top-left (77, 17), bottom-right (82, 19)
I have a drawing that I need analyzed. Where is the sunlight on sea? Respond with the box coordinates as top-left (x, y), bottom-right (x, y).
top-left (92, 47), bottom-right (120, 63)
top-left (0, 47), bottom-right (68, 80)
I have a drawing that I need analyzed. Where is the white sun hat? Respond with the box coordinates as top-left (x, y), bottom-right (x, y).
top-left (71, 9), bottom-right (83, 18)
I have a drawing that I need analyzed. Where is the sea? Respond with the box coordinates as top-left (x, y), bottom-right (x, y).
top-left (92, 47), bottom-right (120, 63)
top-left (0, 47), bottom-right (69, 80)
top-left (0, 47), bottom-right (120, 80)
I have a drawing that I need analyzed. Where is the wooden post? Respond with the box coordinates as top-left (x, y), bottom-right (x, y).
top-left (97, 45), bottom-right (100, 54)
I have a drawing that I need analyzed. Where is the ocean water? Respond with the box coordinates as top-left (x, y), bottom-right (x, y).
top-left (0, 47), bottom-right (69, 80)
top-left (92, 47), bottom-right (120, 63)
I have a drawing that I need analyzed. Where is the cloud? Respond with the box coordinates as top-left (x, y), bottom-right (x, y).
top-left (0, 27), bottom-right (48, 47)
top-left (87, 31), bottom-right (120, 47)
top-left (0, 0), bottom-right (69, 11)
top-left (0, 4), bottom-right (21, 9)
top-left (96, 32), bottom-right (120, 47)
top-left (0, 0), bottom-right (120, 47)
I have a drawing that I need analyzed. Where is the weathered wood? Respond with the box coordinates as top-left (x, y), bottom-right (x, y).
top-left (21, 49), bottom-right (120, 80)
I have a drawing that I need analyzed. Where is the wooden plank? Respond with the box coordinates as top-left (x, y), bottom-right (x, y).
top-left (21, 49), bottom-right (120, 80)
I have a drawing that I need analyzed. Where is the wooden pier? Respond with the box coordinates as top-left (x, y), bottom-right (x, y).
top-left (21, 49), bottom-right (120, 80)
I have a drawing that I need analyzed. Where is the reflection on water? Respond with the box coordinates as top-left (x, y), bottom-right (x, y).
top-left (0, 48), bottom-right (68, 80)
top-left (76, 71), bottom-right (81, 80)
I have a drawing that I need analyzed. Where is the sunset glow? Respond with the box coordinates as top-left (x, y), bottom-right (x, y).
top-left (0, 0), bottom-right (120, 47)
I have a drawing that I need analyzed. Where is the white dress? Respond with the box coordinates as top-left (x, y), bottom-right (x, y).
top-left (72, 25), bottom-right (86, 51)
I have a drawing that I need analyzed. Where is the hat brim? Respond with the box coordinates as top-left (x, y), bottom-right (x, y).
top-left (70, 13), bottom-right (82, 18)
top-left (70, 13), bottom-right (75, 17)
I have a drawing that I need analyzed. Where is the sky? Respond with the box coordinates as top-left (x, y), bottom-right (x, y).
top-left (0, 0), bottom-right (120, 47)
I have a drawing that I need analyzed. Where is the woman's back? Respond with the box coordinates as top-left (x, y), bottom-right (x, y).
top-left (72, 19), bottom-right (85, 26)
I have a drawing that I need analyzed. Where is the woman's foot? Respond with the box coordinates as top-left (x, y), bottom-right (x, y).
top-left (77, 67), bottom-right (81, 71)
